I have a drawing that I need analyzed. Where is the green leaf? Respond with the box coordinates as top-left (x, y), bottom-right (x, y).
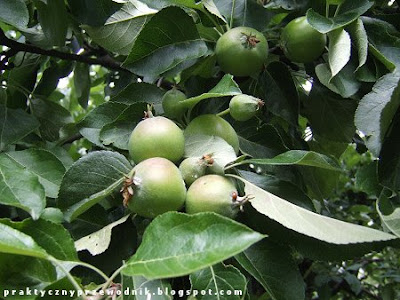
top-left (0, 104), bottom-right (40, 151)
top-left (362, 17), bottom-right (400, 69)
top-left (0, 154), bottom-right (46, 220)
top-left (300, 166), bottom-right (340, 200)
top-left (31, 98), bottom-right (74, 142)
top-left (79, 83), bottom-right (164, 147)
top-left (202, 0), bottom-right (225, 21)
top-left (347, 18), bottom-right (368, 70)
top-left (122, 212), bottom-right (264, 279)
top-left (378, 113), bottom-right (400, 191)
top-left (344, 273), bottom-right (362, 295)
top-left (0, 222), bottom-right (48, 259)
top-left (238, 177), bottom-right (397, 244)
top-left (328, 29), bottom-right (351, 78)
top-left (377, 191), bottom-right (400, 238)
top-left (180, 55), bottom-right (218, 81)
top-left (0, 87), bottom-right (6, 105)
top-left (78, 102), bottom-right (130, 147)
top-left (1, 218), bottom-right (78, 261)
top-left (67, 0), bottom-right (123, 26)
top-left (44, 145), bottom-right (74, 170)
top-left (84, 0), bottom-right (156, 55)
top-left (0, 253), bottom-right (56, 291)
top-left (74, 63), bottom-right (91, 108)
top-left (190, 263), bottom-right (247, 300)
top-left (122, 275), bottom-right (173, 300)
top-left (306, 0), bottom-right (374, 34)
top-left (304, 83), bottom-right (357, 142)
top-left (309, 135), bottom-right (349, 159)
top-left (247, 62), bottom-right (298, 126)
top-left (75, 214), bottom-right (130, 255)
top-left (354, 72), bottom-right (400, 157)
top-left (38, 277), bottom-right (77, 300)
top-left (6, 53), bottom-right (42, 109)
top-left (4, 149), bottom-right (66, 198)
top-left (57, 151), bottom-right (132, 221)
top-left (355, 161), bottom-right (381, 196)
top-left (368, 44), bottom-right (397, 73)
top-left (34, 61), bottom-right (74, 97)
top-left (184, 135), bottom-right (237, 170)
top-left (110, 82), bottom-right (164, 113)
top-left (99, 102), bottom-right (148, 149)
top-left (140, 0), bottom-right (200, 10)
top-left (122, 6), bottom-right (208, 79)
top-left (239, 170), bottom-right (314, 211)
top-left (0, 0), bottom-right (29, 29)
top-left (180, 74), bottom-right (241, 108)
top-left (264, 0), bottom-right (309, 10)
top-left (237, 123), bottom-right (288, 159)
top-left (315, 61), bottom-right (361, 98)
top-left (235, 239), bottom-right (305, 300)
top-left (231, 150), bottom-right (341, 171)
top-left (212, 0), bottom-right (272, 31)
top-left (34, 0), bottom-right (68, 47)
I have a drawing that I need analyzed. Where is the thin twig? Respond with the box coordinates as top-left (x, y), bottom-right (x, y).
top-left (0, 28), bottom-right (126, 72)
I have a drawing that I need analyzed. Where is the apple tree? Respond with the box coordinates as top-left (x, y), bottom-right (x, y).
top-left (0, 0), bottom-right (400, 299)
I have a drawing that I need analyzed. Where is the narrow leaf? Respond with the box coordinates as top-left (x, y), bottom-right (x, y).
top-left (237, 177), bottom-right (397, 244)
top-left (180, 74), bottom-right (241, 108)
top-left (122, 212), bottom-right (265, 279)
top-left (74, 62), bottom-right (91, 108)
top-left (231, 150), bottom-right (341, 171)
top-left (328, 29), bottom-right (351, 78)
top-left (347, 18), bottom-right (368, 70)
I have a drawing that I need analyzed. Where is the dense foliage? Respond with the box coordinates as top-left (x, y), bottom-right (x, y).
top-left (0, 0), bottom-right (400, 299)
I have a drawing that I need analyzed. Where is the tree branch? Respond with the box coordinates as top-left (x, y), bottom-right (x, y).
top-left (0, 28), bottom-right (126, 72)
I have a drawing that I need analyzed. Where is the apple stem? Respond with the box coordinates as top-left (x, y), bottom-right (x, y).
top-left (216, 108), bottom-right (230, 117)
